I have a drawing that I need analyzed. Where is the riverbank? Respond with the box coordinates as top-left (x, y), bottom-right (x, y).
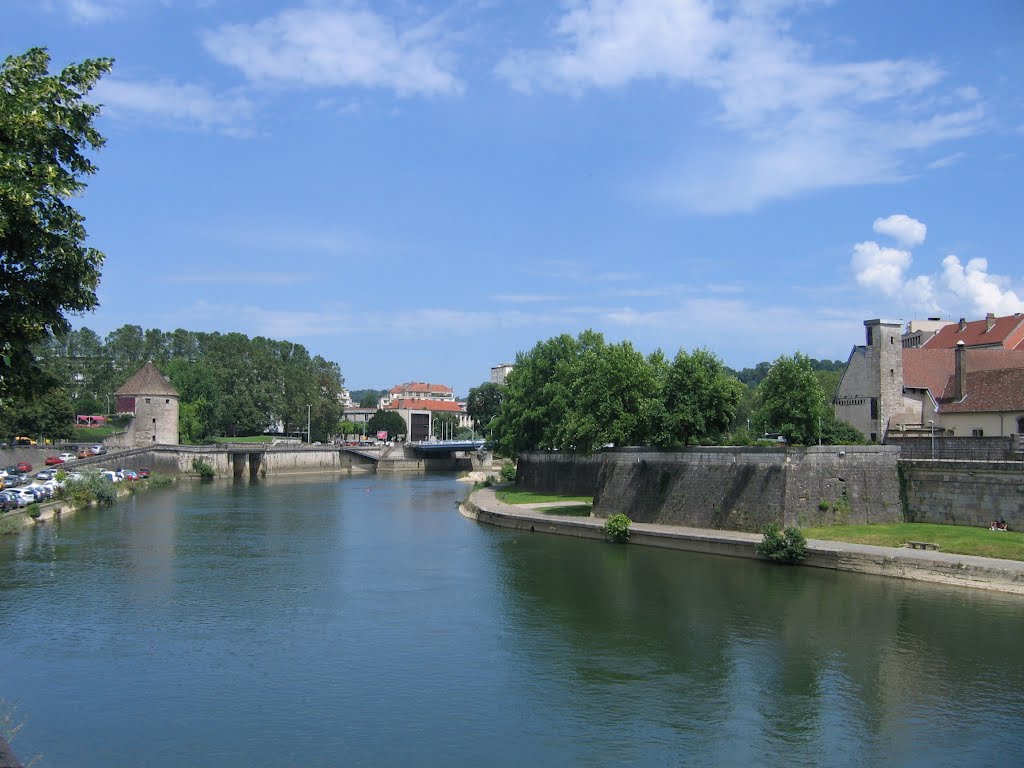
top-left (462, 485), bottom-right (1024, 595)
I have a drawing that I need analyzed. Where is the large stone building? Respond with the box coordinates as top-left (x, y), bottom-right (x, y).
top-left (834, 314), bottom-right (1024, 442)
top-left (110, 362), bottom-right (180, 447)
top-left (379, 381), bottom-right (470, 441)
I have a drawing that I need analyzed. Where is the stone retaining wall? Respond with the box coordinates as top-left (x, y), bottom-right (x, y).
top-left (902, 459), bottom-right (1024, 529)
top-left (517, 446), bottom-right (902, 532)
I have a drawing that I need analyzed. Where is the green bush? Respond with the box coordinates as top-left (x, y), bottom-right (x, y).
top-left (191, 458), bottom-right (216, 478)
top-left (604, 513), bottom-right (632, 543)
top-left (755, 522), bottom-right (808, 563)
top-left (149, 475), bottom-right (173, 489)
top-left (64, 471), bottom-right (119, 508)
top-left (499, 462), bottom-right (517, 482)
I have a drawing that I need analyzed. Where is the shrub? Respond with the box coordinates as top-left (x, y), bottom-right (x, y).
top-left (64, 471), bottom-right (119, 508)
top-left (149, 475), bottom-right (173, 489)
top-left (499, 462), bottom-right (517, 482)
top-left (191, 458), bottom-right (216, 478)
top-left (604, 513), bottom-right (632, 543)
top-left (755, 522), bottom-right (808, 563)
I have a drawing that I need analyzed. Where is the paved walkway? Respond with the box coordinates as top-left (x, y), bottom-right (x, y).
top-left (464, 486), bottom-right (1024, 595)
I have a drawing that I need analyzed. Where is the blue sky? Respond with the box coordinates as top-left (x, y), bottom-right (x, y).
top-left (6, 0), bottom-right (1024, 395)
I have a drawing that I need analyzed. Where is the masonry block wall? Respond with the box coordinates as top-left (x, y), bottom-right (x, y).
top-left (517, 446), bottom-right (902, 532)
top-left (902, 460), bottom-right (1024, 529)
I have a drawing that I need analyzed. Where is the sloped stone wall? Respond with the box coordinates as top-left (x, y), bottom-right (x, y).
top-left (517, 446), bottom-right (902, 532)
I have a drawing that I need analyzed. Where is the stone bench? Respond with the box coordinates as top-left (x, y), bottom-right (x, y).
top-left (906, 541), bottom-right (939, 551)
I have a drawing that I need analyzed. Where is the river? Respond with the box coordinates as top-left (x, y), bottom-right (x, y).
top-left (1, 474), bottom-right (1022, 767)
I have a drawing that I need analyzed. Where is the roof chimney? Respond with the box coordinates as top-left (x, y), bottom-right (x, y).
top-left (985, 312), bottom-right (996, 332)
top-left (958, 317), bottom-right (967, 332)
top-left (954, 340), bottom-right (966, 400)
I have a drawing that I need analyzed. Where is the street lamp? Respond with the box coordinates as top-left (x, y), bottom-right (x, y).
top-left (929, 419), bottom-right (934, 459)
top-left (307, 404), bottom-right (312, 444)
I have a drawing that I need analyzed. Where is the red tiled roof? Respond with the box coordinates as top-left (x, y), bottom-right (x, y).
top-left (388, 382), bottom-right (454, 395)
top-left (114, 362), bottom-right (179, 397)
top-left (938, 367), bottom-right (1024, 413)
top-left (384, 399), bottom-right (465, 412)
top-left (921, 313), bottom-right (1024, 350)
top-left (904, 349), bottom-right (1024, 401)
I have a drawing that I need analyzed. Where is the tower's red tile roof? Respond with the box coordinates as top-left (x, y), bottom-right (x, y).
top-left (384, 399), bottom-right (465, 412)
top-left (114, 362), bottom-right (179, 397)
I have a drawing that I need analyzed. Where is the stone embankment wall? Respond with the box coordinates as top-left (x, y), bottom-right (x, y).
top-left (888, 435), bottom-right (1021, 462)
top-left (902, 459), bottom-right (1024, 529)
top-left (518, 446), bottom-right (902, 532)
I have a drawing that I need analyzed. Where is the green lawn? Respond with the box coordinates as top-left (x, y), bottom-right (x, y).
top-left (495, 489), bottom-right (593, 505)
top-left (542, 504), bottom-right (593, 517)
top-left (72, 426), bottom-right (119, 440)
top-left (802, 522), bottom-right (1024, 562)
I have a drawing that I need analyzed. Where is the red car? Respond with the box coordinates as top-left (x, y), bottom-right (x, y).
top-left (16, 461), bottom-right (32, 473)
top-left (44, 456), bottom-right (64, 466)
top-left (137, 467), bottom-right (151, 479)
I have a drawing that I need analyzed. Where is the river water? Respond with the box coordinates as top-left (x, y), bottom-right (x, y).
top-left (1, 474), bottom-right (1022, 767)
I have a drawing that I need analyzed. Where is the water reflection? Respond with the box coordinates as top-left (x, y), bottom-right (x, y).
top-left (492, 531), bottom-right (1024, 766)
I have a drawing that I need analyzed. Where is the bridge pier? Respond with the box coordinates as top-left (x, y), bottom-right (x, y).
top-left (230, 452), bottom-right (263, 479)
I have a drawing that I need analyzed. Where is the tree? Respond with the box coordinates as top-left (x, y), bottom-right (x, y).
top-left (366, 409), bottom-right (406, 438)
top-left (465, 382), bottom-right (504, 434)
top-left (661, 348), bottom-right (744, 447)
top-left (0, 48), bottom-right (113, 395)
top-left (753, 353), bottom-right (828, 445)
top-left (432, 412), bottom-right (460, 439)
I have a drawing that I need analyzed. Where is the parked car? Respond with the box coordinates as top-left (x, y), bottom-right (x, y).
top-left (58, 453), bottom-right (76, 462)
top-left (11, 488), bottom-right (40, 505)
top-left (91, 445), bottom-right (107, 455)
top-left (0, 490), bottom-right (26, 510)
top-left (5, 465), bottom-right (20, 475)
top-left (121, 470), bottom-right (139, 481)
top-left (13, 436), bottom-right (37, 446)
top-left (99, 470), bottom-right (121, 484)
top-left (16, 462), bottom-right (32, 473)
top-left (44, 455), bottom-right (64, 466)
top-left (77, 448), bottom-right (93, 459)
top-left (36, 469), bottom-right (55, 481)
top-left (137, 467), bottom-right (151, 479)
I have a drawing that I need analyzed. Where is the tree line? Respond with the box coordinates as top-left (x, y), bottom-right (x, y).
top-left (483, 330), bottom-right (862, 456)
top-left (17, 325), bottom-right (347, 443)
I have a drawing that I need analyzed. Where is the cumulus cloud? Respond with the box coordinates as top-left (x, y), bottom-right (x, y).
top-left (202, 5), bottom-right (463, 97)
top-left (941, 256), bottom-right (1024, 316)
top-left (872, 214), bottom-right (927, 247)
top-left (497, 0), bottom-right (986, 213)
top-left (850, 216), bottom-right (1023, 317)
top-left (93, 78), bottom-right (255, 135)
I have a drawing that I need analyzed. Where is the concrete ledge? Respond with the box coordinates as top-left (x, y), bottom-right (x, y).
top-left (463, 487), bottom-right (1024, 595)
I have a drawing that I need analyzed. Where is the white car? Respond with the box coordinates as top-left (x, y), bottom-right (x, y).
top-left (99, 470), bottom-right (121, 483)
top-left (58, 453), bottom-right (76, 462)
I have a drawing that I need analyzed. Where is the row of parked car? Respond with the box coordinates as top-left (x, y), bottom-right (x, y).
top-left (0, 466), bottom-right (150, 512)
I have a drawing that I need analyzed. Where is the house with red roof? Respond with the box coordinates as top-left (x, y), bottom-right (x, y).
top-left (378, 382), bottom-right (470, 441)
top-left (833, 314), bottom-right (1024, 442)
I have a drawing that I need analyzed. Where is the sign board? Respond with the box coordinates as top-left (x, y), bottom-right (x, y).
top-left (376, 431), bottom-right (388, 440)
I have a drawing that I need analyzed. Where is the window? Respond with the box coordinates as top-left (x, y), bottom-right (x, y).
top-left (972, 429), bottom-right (984, 437)
top-left (145, 398), bottom-right (151, 404)
top-left (165, 399), bottom-right (170, 404)
top-left (152, 418), bottom-right (156, 424)
top-left (870, 398), bottom-right (878, 419)
top-left (866, 326), bottom-right (874, 345)
top-left (1017, 416), bottom-right (1024, 433)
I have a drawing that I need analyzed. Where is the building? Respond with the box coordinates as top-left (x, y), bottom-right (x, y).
top-left (901, 318), bottom-right (953, 348)
top-left (490, 363), bottom-right (514, 385)
top-left (377, 382), bottom-right (470, 441)
top-left (109, 362), bottom-right (180, 447)
top-left (833, 314), bottom-right (1024, 442)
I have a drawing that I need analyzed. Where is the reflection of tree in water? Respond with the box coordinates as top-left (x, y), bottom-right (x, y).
top-left (494, 533), bottom-right (1024, 763)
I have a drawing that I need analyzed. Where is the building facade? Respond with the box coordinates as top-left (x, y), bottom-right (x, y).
top-left (110, 362), bottom-right (180, 447)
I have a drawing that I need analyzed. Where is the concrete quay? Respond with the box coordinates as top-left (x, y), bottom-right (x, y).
top-left (462, 486), bottom-right (1024, 596)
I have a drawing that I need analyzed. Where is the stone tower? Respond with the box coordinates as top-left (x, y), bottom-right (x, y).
top-left (832, 319), bottom-right (903, 442)
top-left (113, 362), bottom-right (180, 446)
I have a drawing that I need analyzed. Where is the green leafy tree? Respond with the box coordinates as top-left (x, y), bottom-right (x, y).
top-left (0, 385), bottom-right (74, 440)
top-left (432, 412), bottom-right (460, 439)
top-left (0, 48), bottom-right (113, 395)
top-left (753, 353), bottom-right (828, 445)
top-left (366, 409), bottom-right (406, 439)
top-left (466, 382), bottom-right (504, 434)
top-left (661, 348), bottom-right (744, 447)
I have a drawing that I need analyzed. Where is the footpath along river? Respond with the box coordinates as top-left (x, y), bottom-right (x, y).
top-left (1, 473), bottom-right (1023, 767)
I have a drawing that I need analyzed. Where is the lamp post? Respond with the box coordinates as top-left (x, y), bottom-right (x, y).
top-left (307, 404), bottom-right (312, 444)
top-left (929, 419), bottom-right (934, 459)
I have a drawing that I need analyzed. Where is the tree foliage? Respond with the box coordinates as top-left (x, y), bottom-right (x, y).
top-left (752, 353), bottom-right (828, 445)
top-left (465, 382), bottom-right (504, 434)
top-left (0, 48), bottom-right (113, 395)
top-left (490, 331), bottom-right (744, 455)
top-left (366, 409), bottom-right (406, 438)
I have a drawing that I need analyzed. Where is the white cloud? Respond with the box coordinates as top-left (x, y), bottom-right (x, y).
top-left (93, 78), bottom-right (255, 135)
top-left (872, 214), bottom-right (927, 247)
top-left (851, 241), bottom-right (914, 294)
top-left (202, 5), bottom-right (463, 97)
top-left (927, 152), bottom-right (967, 170)
top-left (498, 0), bottom-right (986, 213)
top-left (941, 256), bottom-right (1024, 317)
top-left (849, 217), bottom-right (1023, 317)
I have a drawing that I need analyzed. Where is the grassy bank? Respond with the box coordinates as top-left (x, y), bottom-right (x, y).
top-left (803, 523), bottom-right (1024, 562)
top-left (494, 489), bottom-right (593, 505)
top-left (212, 436), bottom-right (276, 444)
